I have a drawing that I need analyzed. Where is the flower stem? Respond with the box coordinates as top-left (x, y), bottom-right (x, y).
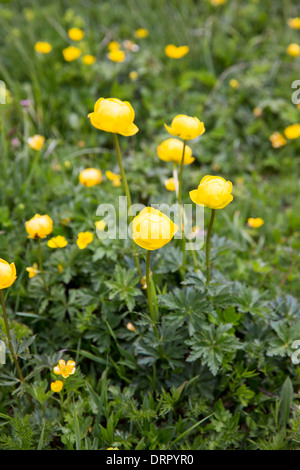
top-left (178, 140), bottom-right (186, 275)
top-left (38, 238), bottom-right (48, 293)
top-left (0, 290), bottom-right (24, 382)
top-left (206, 209), bottom-right (215, 284)
top-left (113, 133), bottom-right (141, 277)
top-left (146, 251), bottom-right (159, 337)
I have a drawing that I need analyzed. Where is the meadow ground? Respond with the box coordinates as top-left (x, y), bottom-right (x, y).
top-left (0, 0), bottom-right (300, 450)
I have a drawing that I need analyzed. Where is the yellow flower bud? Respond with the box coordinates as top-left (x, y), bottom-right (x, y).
top-left (132, 207), bottom-right (178, 251)
top-left (34, 41), bottom-right (52, 54)
top-left (47, 236), bottom-right (68, 248)
top-left (26, 263), bottom-right (39, 279)
top-left (107, 49), bottom-right (125, 62)
top-left (164, 178), bottom-right (176, 192)
top-left (287, 43), bottom-right (300, 57)
top-left (247, 218), bottom-right (264, 228)
top-left (0, 259), bottom-right (17, 289)
top-left (25, 214), bottom-right (53, 239)
top-left (165, 44), bottom-right (189, 59)
top-left (164, 115), bottom-right (205, 141)
top-left (88, 98), bottom-right (139, 136)
top-left (79, 168), bottom-right (102, 187)
top-left (229, 78), bottom-right (239, 89)
top-left (288, 18), bottom-right (300, 29)
top-left (284, 124), bottom-right (300, 140)
top-left (190, 175), bottom-right (233, 210)
top-left (129, 71), bottom-right (138, 81)
top-left (76, 231), bottom-right (94, 249)
top-left (51, 380), bottom-right (63, 393)
top-left (134, 28), bottom-right (149, 38)
top-left (127, 322), bottom-right (136, 332)
top-left (68, 27), bottom-right (84, 41)
top-left (62, 45), bottom-right (81, 62)
top-left (157, 138), bottom-right (194, 164)
top-left (82, 54), bottom-right (96, 65)
top-left (108, 41), bottom-right (120, 51)
top-left (27, 135), bottom-right (45, 151)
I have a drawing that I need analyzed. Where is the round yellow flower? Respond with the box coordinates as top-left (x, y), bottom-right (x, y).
top-left (88, 98), bottom-right (139, 136)
top-left (76, 231), bottom-right (94, 249)
top-left (287, 43), bottom-right (300, 57)
top-left (34, 41), bottom-right (52, 54)
top-left (229, 78), bottom-right (239, 89)
top-left (51, 380), bottom-right (63, 393)
top-left (82, 54), bottom-right (96, 65)
top-left (0, 259), bottom-right (17, 289)
top-left (132, 207), bottom-right (178, 251)
top-left (157, 138), bottom-right (194, 164)
top-left (25, 214), bottom-right (53, 239)
top-left (79, 168), bottom-right (102, 187)
top-left (165, 44), bottom-right (189, 59)
top-left (107, 49), bottom-right (125, 62)
top-left (26, 263), bottom-right (39, 279)
top-left (284, 124), bottom-right (300, 140)
top-left (247, 218), bottom-right (264, 228)
top-left (165, 115), bottom-right (205, 141)
top-left (27, 135), bottom-right (45, 151)
top-left (129, 71), bottom-right (138, 81)
top-left (68, 27), bottom-right (84, 41)
top-left (108, 41), bottom-right (120, 51)
top-left (53, 359), bottom-right (76, 379)
top-left (63, 46), bottom-right (81, 62)
top-left (210, 0), bottom-right (226, 5)
top-left (269, 132), bottom-right (287, 148)
top-left (95, 220), bottom-right (106, 231)
top-left (47, 236), bottom-right (68, 249)
top-left (288, 18), bottom-right (300, 29)
top-left (189, 175), bottom-right (233, 210)
top-left (134, 28), bottom-right (149, 38)
top-left (164, 178), bottom-right (176, 192)
top-left (253, 107), bottom-right (263, 118)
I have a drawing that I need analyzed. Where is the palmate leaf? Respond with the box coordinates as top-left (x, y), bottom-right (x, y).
top-left (186, 324), bottom-right (241, 376)
top-left (267, 320), bottom-right (300, 358)
top-left (105, 266), bottom-right (141, 311)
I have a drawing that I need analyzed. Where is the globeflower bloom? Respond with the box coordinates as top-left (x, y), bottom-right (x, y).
top-left (288, 18), bottom-right (300, 29)
top-left (269, 132), bottom-right (287, 148)
top-left (51, 380), bottom-right (63, 393)
top-left (68, 27), bottom-right (84, 41)
top-left (0, 259), bottom-right (17, 289)
top-left (189, 176), bottom-right (233, 209)
top-left (34, 41), bottom-right (52, 54)
top-left (63, 45), bottom-right (81, 61)
top-left (27, 135), bottom-right (45, 151)
top-left (82, 54), bottom-right (96, 65)
top-left (247, 218), bottom-right (264, 228)
top-left (25, 214), bottom-right (53, 239)
top-left (164, 177), bottom-right (176, 191)
top-left (53, 359), bottom-right (76, 378)
top-left (95, 220), bottom-right (106, 231)
top-left (229, 78), bottom-right (239, 89)
top-left (287, 43), bottom-right (300, 57)
top-left (210, 0), bottom-right (226, 5)
top-left (134, 28), bottom-right (149, 38)
top-left (157, 138), bottom-right (194, 164)
top-left (165, 115), bottom-right (205, 140)
top-left (47, 236), bottom-right (68, 248)
top-left (165, 44), bottom-right (189, 59)
top-left (107, 49), bottom-right (125, 62)
top-left (284, 124), bottom-right (300, 140)
top-left (79, 168), bottom-right (102, 187)
top-left (132, 207), bottom-right (178, 251)
top-left (76, 231), bottom-right (94, 249)
top-left (88, 98), bottom-right (139, 136)
top-left (26, 263), bottom-right (39, 279)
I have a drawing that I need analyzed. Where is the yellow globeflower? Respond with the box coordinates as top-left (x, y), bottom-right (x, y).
top-left (288, 18), bottom-right (300, 29)
top-left (63, 46), bottom-right (81, 62)
top-left (132, 207), bottom-right (178, 251)
top-left (164, 178), bottom-right (176, 192)
top-left (25, 214), bottom-right (53, 239)
top-left (108, 41), bottom-right (120, 51)
top-left (26, 263), bottom-right (40, 279)
top-left (76, 231), bottom-right (94, 249)
top-left (47, 236), bottom-right (68, 248)
top-left (229, 78), bottom-right (239, 89)
top-left (287, 43), bottom-right (300, 57)
top-left (189, 175), bottom-right (233, 210)
top-left (157, 138), bottom-right (194, 164)
top-left (34, 41), bottom-right (52, 54)
top-left (165, 44), bottom-right (189, 59)
top-left (210, 0), bottom-right (226, 5)
top-left (51, 380), bottom-right (63, 393)
top-left (247, 218), bottom-right (264, 228)
top-left (0, 259), bottom-right (17, 289)
top-left (165, 115), bottom-right (205, 140)
top-left (27, 135), bottom-right (45, 151)
top-left (53, 359), bottom-right (76, 378)
top-left (106, 170), bottom-right (120, 181)
top-left (107, 49), bottom-right (125, 62)
top-left (79, 168), bottom-right (102, 187)
top-left (134, 28), bottom-right (149, 38)
top-left (82, 54), bottom-right (96, 65)
top-left (269, 132), bottom-right (287, 148)
top-left (68, 27), bottom-right (84, 41)
top-left (129, 71), bottom-right (138, 81)
top-left (88, 98), bottom-right (139, 136)
top-left (95, 220), bottom-right (106, 231)
top-left (284, 124), bottom-right (300, 139)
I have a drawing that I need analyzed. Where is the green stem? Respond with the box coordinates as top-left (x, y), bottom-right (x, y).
top-left (146, 251), bottom-right (159, 337)
top-left (113, 133), bottom-right (141, 277)
top-left (38, 239), bottom-right (48, 293)
top-left (206, 209), bottom-right (215, 284)
top-left (21, 150), bottom-right (41, 196)
top-left (0, 290), bottom-right (24, 382)
top-left (60, 389), bottom-right (64, 425)
top-left (178, 141), bottom-right (186, 275)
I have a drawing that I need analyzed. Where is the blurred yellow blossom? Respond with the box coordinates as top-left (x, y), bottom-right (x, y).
top-left (47, 236), bottom-right (68, 249)
top-left (164, 177), bottom-right (176, 191)
top-left (129, 71), bottom-right (138, 81)
top-left (68, 27), bottom-right (84, 41)
top-left (253, 107), bottom-right (263, 117)
top-left (82, 54), bottom-right (96, 65)
top-left (95, 220), bottom-right (106, 231)
top-left (288, 18), bottom-right (300, 29)
top-left (79, 168), bottom-right (102, 187)
top-left (126, 322), bottom-right (136, 332)
top-left (247, 218), bottom-right (264, 228)
top-left (284, 124), bottom-right (300, 139)
top-left (134, 28), bottom-right (149, 38)
top-left (27, 135), bottom-right (45, 151)
top-left (287, 43), bottom-right (300, 57)
top-left (165, 44), bottom-right (189, 59)
top-left (58, 264), bottom-right (64, 274)
top-left (63, 46), bottom-right (81, 61)
top-left (34, 41), bottom-right (52, 54)
top-left (26, 263), bottom-right (39, 279)
top-left (229, 78), bottom-right (239, 89)
top-left (77, 231), bottom-right (94, 249)
top-left (108, 41), bottom-right (120, 51)
top-left (210, 0), bottom-right (226, 5)
top-left (269, 132), bottom-right (287, 148)
top-left (165, 115), bottom-right (205, 141)
top-left (107, 49), bottom-right (125, 62)
top-left (25, 214), bottom-right (53, 239)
